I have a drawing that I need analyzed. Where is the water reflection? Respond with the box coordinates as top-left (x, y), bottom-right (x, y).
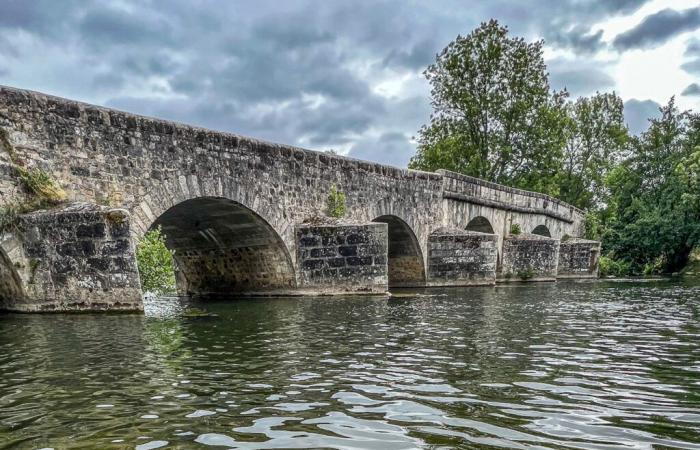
top-left (1, 280), bottom-right (700, 449)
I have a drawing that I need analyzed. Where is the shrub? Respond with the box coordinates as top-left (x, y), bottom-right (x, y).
top-left (517, 268), bottom-right (536, 280)
top-left (561, 233), bottom-right (571, 242)
top-left (0, 201), bottom-right (21, 234)
top-left (136, 226), bottom-right (176, 295)
top-left (510, 223), bottom-right (521, 235)
top-left (327, 185), bottom-right (346, 218)
top-left (18, 167), bottom-right (67, 203)
top-left (598, 256), bottom-right (631, 278)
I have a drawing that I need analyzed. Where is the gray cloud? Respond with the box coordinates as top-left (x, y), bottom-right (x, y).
top-left (545, 26), bottom-right (605, 54)
top-left (681, 83), bottom-right (700, 97)
top-left (682, 38), bottom-right (700, 75)
top-left (349, 132), bottom-right (415, 167)
top-left (0, 0), bottom-right (680, 169)
top-left (548, 59), bottom-right (615, 96)
top-left (613, 7), bottom-right (700, 50)
top-left (624, 99), bottom-right (661, 135)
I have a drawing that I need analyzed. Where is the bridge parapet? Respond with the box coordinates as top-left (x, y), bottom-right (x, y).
top-left (439, 169), bottom-right (584, 225)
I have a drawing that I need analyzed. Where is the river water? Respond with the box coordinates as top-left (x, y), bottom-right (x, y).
top-left (1, 280), bottom-right (700, 449)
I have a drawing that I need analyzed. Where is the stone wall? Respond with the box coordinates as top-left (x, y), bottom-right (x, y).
top-left (499, 234), bottom-right (560, 282)
top-left (427, 228), bottom-right (498, 286)
top-left (0, 203), bottom-right (142, 311)
top-left (557, 238), bottom-right (601, 279)
top-left (295, 223), bottom-right (388, 294)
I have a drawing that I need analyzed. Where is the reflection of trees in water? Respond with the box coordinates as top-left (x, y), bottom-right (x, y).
top-left (143, 317), bottom-right (190, 374)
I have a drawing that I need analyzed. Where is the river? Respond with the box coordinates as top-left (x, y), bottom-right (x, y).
top-left (1, 280), bottom-right (699, 449)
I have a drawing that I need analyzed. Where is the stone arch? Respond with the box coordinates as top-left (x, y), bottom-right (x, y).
top-left (465, 216), bottom-right (495, 234)
top-left (132, 176), bottom-right (297, 258)
top-left (0, 244), bottom-right (24, 310)
top-left (145, 196), bottom-right (296, 296)
top-left (372, 215), bottom-right (426, 287)
top-left (532, 224), bottom-right (552, 237)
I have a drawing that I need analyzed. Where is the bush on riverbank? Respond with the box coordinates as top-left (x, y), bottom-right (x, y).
top-left (136, 226), bottom-right (176, 295)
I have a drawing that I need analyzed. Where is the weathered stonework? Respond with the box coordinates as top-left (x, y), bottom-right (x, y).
top-left (427, 228), bottom-right (497, 286)
top-left (557, 238), bottom-right (601, 279)
top-left (499, 234), bottom-right (560, 282)
top-left (0, 203), bottom-right (142, 312)
top-left (296, 223), bottom-right (388, 294)
top-left (0, 86), bottom-right (600, 311)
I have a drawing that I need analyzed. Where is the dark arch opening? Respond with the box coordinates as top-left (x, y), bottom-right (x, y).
top-left (149, 197), bottom-right (296, 297)
top-left (0, 248), bottom-right (24, 310)
top-left (465, 216), bottom-right (495, 234)
top-left (532, 225), bottom-right (552, 237)
top-left (372, 215), bottom-right (425, 287)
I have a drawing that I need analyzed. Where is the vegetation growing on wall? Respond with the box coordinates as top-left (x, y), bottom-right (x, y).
top-left (136, 226), bottom-right (176, 295)
top-left (509, 223), bottom-right (521, 235)
top-left (411, 20), bottom-right (700, 276)
top-left (327, 185), bottom-right (346, 219)
top-left (0, 128), bottom-right (67, 233)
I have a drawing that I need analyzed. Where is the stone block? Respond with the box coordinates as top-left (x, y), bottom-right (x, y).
top-left (0, 202), bottom-right (143, 312)
top-left (557, 238), bottom-right (601, 279)
top-left (499, 233), bottom-right (560, 282)
top-left (426, 228), bottom-right (497, 286)
top-left (295, 222), bottom-right (388, 294)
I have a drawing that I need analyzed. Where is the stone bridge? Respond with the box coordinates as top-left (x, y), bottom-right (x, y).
top-left (0, 86), bottom-right (600, 312)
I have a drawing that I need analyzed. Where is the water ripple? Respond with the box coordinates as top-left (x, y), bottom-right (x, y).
top-left (1, 280), bottom-right (700, 448)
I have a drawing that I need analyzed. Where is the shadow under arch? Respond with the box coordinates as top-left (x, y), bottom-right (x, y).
top-left (149, 197), bottom-right (296, 297)
top-left (372, 215), bottom-right (426, 287)
top-left (532, 224), bottom-right (552, 237)
top-left (465, 216), bottom-right (496, 234)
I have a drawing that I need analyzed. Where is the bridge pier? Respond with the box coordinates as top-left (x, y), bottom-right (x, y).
top-left (498, 234), bottom-right (560, 282)
top-left (557, 238), bottom-right (601, 279)
top-left (295, 223), bottom-right (388, 295)
top-left (426, 228), bottom-right (498, 286)
top-left (0, 203), bottom-right (143, 312)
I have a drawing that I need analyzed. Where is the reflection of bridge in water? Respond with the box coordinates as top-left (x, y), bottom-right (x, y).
top-left (0, 86), bottom-right (600, 312)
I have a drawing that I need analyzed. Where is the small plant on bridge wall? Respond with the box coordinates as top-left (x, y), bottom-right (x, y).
top-left (510, 223), bottom-right (521, 235)
top-left (327, 185), bottom-right (346, 219)
top-left (517, 267), bottom-right (536, 280)
top-left (0, 128), bottom-right (68, 234)
top-left (136, 226), bottom-right (177, 295)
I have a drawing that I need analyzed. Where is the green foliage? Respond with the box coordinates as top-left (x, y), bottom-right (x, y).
top-left (596, 99), bottom-right (700, 274)
top-left (0, 201), bottom-right (21, 234)
top-left (0, 127), bottom-right (67, 232)
top-left (558, 92), bottom-right (629, 210)
top-left (561, 234), bottom-right (571, 242)
top-left (136, 226), bottom-right (176, 295)
top-left (517, 268), bottom-right (536, 280)
top-left (409, 20), bottom-right (569, 196)
top-left (598, 256), bottom-right (631, 278)
top-left (510, 223), bottom-right (521, 235)
top-left (327, 185), bottom-right (346, 218)
top-left (18, 167), bottom-right (67, 203)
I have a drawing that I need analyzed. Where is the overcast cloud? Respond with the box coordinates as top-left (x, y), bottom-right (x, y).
top-left (0, 0), bottom-right (697, 167)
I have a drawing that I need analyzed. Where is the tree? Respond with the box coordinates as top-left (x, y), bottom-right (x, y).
top-left (558, 92), bottom-right (629, 210)
top-left (136, 226), bottom-right (176, 295)
top-left (600, 99), bottom-right (700, 273)
top-left (409, 20), bottom-right (568, 195)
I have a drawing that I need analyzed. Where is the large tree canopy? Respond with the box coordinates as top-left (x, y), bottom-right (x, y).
top-left (558, 92), bottom-right (629, 210)
top-left (409, 20), bottom-right (568, 195)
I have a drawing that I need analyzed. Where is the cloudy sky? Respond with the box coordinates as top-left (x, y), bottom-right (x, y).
top-left (1, 0), bottom-right (699, 167)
